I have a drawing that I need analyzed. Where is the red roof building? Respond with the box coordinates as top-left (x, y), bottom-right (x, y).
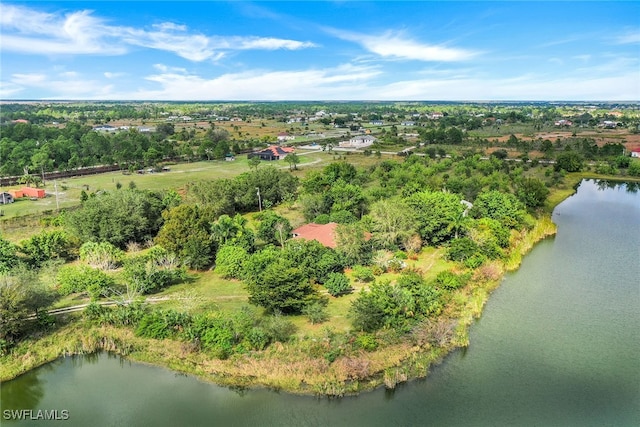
top-left (247, 145), bottom-right (295, 161)
top-left (292, 222), bottom-right (339, 248)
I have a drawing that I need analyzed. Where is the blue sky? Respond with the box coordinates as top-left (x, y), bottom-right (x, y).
top-left (1, 1), bottom-right (639, 101)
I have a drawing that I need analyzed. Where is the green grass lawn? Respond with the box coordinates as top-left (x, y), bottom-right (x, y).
top-left (0, 152), bottom-right (332, 222)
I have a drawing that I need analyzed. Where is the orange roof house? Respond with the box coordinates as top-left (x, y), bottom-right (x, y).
top-left (292, 222), bottom-right (339, 248)
top-left (247, 145), bottom-right (295, 161)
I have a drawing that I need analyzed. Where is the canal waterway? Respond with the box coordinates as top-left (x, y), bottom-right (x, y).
top-left (2, 179), bottom-right (639, 426)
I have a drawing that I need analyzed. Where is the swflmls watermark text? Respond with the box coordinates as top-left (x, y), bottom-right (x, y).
top-left (3, 409), bottom-right (70, 421)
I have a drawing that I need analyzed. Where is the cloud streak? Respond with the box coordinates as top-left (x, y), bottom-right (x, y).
top-left (327, 28), bottom-right (480, 62)
top-left (0, 4), bottom-right (316, 60)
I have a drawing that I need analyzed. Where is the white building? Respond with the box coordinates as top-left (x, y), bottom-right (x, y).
top-left (339, 135), bottom-right (376, 148)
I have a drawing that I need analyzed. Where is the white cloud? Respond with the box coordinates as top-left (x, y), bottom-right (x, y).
top-left (9, 71), bottom-right (116, 99)
top-left (153, 64), bottom-right (188, 74)
top-left (9, 63), bottom-right (639, 101)
top-left (572, 54), bottom-right (591, 62)
top-left (0, 81), bottom-right (25, 98)
top-left (152, 22), bottom-right (187, 32)
top-left (126, 64), bottom-right (381, 100)
top-left (104, 72), bottom-right (126, 79)
top-left (234, 37), bottom-right (317, 50)
top-left (614, 30), bottom-right (640, 44)
top-left (0, 4), bottom-right (316, 61)
top-left (0, 5), bottom-right (125, 55)
top-left (328, 28), bottom-right (479, 62)
top-left (371, 72), bottom-right (640, 101)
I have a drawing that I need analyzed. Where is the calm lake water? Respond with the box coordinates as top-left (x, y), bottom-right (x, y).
top-left (2, 179), bottom-right (639, 426)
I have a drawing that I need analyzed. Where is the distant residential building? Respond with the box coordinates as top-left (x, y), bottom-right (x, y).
top-left (277, 132), bottom-right (295, 142)
top-left (11, 119), bottom-right (29, 124)
top-left (555, 119), bottom-right (573, 126)
top-left (93, 124), bottom-right (116, 132)
top-left (401, 121), bottom-right (416, 126)
top-left (339, 135), bottom-right (376, 148)
top-left (631, 150), bottom-right (640, 158)
top-left (247, 145), bottom-right (295, 161)
top-left (370, 120), bottom-right (384, 125)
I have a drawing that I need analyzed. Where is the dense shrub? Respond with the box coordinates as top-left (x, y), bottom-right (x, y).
top-left (0, 236), bottom-right (20, 273)
top-left (471, 190), bottom-right (526, 229)
top-left (434, 270), bottom-right (472, 290)
top-left (324, 272), bottom-right (352, 297)
top-left (302, 302), bottom-right (329, 324)
top-left (352, 265), bottom-right (375, 283)
top-left (79, 241), bottom-right (124, 270)
top-left (355, 333), bottom-right (378, 351)
top-left (67, 189), bottom-right (165, 248)
top-left (447, 238), bottom-right (479, 262)
top-left (123, 257), bottom-right (186, 294)
top-left (215, 244), bottom-right (248, 279)
top-left (57, 265), bottom-right (115, 298)
top-left (350, 273), bottom-right (443, 333)
top-left (20, 230), bottom-right (77, 267)
top-left (135, 309), bottom-right (191, 340)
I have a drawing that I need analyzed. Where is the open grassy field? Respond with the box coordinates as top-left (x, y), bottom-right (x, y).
top-left (0, 149), bottom-right (397, 225)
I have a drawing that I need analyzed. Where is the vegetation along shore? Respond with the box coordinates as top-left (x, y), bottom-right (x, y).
top-left (1, 101), bottom-right (639, 395)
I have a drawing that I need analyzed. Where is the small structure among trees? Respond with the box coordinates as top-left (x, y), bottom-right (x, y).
top-left (0, 192), bottom-right (14, 204)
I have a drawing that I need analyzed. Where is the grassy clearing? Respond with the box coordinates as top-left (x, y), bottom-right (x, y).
top-left (0, 150), bottom-right (383, 222)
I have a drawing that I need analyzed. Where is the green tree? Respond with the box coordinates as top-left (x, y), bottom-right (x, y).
top-left (214, 244), bottom-right (249, 279)
top-left (555, 151), bottom-right (584, 172)
top-left (245, 261), bottom-right (317, 314)
top-left (210, 214), bottom-right (255, 251)
top-left (57, 265), bottom-right (115, 299)
top-left (248, 156), bottom-right (261, 171)
top-left (302, 302), bottom-right (329, 324)
top-left (19, 230), bottom-right (77, 267)
top-left (349, 289), bottom-right (386, 332)
top-left (67, 189), bottom-right (165, 248)
top-left (286, 152), bottom-right (300, 170)
top-left (155, 204), bottom-right (218, 270)
top-left (335, 222), bottom-right (373, 266)
top-left (257, 211), bottom-right (292, 247)
top-left (369, 199), bottom-right (417, 250)
top-left (471, 190), bottom-right (526, 229)
top-left (0, 236), bottom-right (20, 273)
top-left (0, 269), bottom-right (57, 345)
top-left (328, 180), bottom-right (366, 219)
top-left (516, 178), bottom-right (550, 209)
top-left (405, 191), bottom-right (464, 245)
top-left (242, 245), bottom-right (322, 314)
top-left (323, 272), bottom-right (352, 297)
